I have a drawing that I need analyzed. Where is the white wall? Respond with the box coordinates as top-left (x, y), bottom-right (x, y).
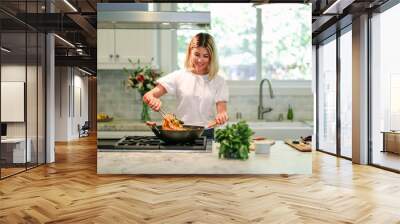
top-left (72, 73), bottom-right (89, 137)
top-left (55, 67), bottom-right (68, 141)
top-left (1, 65), bottom-right (26, 81)
top-left (55, 67), bottom-right (89, 141)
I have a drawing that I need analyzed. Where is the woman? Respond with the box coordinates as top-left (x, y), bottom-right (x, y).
top-left (143, 33), bottom-right (229, 132)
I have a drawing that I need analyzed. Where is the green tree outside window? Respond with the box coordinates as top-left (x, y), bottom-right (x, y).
top-left (176, 3), bottom-right (311, 81)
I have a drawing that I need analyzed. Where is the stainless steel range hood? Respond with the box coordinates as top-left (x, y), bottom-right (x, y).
top-left (97, 11), bottom-right (211, 30)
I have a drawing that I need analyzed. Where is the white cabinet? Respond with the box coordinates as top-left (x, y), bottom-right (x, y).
top-left (97, 29), bottom-right (115, 65)
top-left (97, 29), bottom-right (157, 69)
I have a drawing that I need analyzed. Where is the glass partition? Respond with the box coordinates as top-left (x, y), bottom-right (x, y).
top-left (1, 29), bottom-right (28, 178)
top-left (27, 30), bottom-right (38, 169)
top-left (0, 1), bottom-right (46, 179)
top-left (317, 36), bottom-right (337, 154)
top-left (26, 0), bottom-right (39, 170)
top-left (38, 32), bottom-right (45, 165)
top-left (339, 29), bottom-right (352, 158)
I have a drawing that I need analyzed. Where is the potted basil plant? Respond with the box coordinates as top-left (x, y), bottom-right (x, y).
top-left (215, 120), bottom-right (254, 160)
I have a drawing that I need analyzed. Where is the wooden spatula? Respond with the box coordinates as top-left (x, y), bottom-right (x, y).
top-left (207, 120), bottom-right (218, 128)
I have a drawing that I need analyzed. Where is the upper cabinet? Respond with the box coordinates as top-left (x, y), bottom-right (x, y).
top-left (97, 29), bottom-right (157, 69)
top-left (97, 29), bottom-right (115, 66)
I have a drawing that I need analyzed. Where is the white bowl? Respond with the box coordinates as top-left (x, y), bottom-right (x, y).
top-left (254, 140), bottom-right (272, 154)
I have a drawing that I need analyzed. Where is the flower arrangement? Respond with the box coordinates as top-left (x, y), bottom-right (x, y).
top-left (123, 58), bottom-right (162, 122)
top-left (123, 58), bottom-right (162, 96)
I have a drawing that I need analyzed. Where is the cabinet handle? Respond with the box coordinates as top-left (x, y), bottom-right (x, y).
top-left (109, 54), bottom-right (113, 58)
top-left (115, 54), bottom-right (119, 58)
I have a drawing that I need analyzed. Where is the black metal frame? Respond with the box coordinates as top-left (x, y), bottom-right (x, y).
top-left (36, 4), bottom-right (39, 168)
top-left (336, 20), bottom-right (341, 157)
top-left (315, 18), bottom-right (353, 162)
top-left (367, 10), bottom-right (373, 166)
top-left (25, 3), bottom-right (28, 171)
top-left (0, 0), bottom-right (47, 180)
top-left (44, 0), bottom-right (47, 165)
top-left (315, 44), bottom-right (319, 151)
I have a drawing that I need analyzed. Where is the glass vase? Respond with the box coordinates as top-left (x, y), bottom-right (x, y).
top-left (141, 101), bottom-right (151, 122)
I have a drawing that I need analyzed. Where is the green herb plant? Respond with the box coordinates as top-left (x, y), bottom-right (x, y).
top-left (215, 120), bottom-right (254, 160)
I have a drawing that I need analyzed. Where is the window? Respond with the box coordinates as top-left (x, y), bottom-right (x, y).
top-left (176, 3), bottom-right (311, 81)
top-left (177, 3), bottom-right (256, 80)
top-left (261, 4), bottom-right (311, 80)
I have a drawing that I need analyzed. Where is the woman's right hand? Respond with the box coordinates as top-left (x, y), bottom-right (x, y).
top-left (143, 92), bottom-right (162, 111)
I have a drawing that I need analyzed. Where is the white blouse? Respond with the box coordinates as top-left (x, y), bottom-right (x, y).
top-left (157, 69), bottom-right (229, 127)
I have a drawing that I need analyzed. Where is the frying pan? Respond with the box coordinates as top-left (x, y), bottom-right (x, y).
top-left (147, 123), bottom-right (205, 143)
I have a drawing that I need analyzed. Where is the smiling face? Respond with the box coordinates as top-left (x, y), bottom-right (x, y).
top-left (184, 33), bottom-right (219, 79)
top-left (190, 47), bottom-right (210, 75)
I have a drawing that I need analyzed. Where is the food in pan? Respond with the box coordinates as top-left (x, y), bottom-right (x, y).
top-left (162, 114), bottom-right (186, 131)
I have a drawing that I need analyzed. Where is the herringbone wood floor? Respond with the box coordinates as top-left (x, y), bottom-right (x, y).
top-left (1, 135), bottom-right (400, 224)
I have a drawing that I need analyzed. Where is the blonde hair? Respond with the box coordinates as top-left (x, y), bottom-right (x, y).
top-left (184, 33), bottom-right (219, 80)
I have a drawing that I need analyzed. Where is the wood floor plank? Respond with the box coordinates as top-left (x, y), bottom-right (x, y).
top-left (0, 135), bottom-right (400, 223)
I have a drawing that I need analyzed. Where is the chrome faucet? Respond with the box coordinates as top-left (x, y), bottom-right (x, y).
top-left (258, 78), bottom-right (274, 120)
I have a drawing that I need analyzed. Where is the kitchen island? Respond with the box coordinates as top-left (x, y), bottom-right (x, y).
top-left (97, 137), bottom-right (312, 174)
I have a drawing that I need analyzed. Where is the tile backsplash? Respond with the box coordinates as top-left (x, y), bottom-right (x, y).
top-left (98, 70), bottom-right (313, 122)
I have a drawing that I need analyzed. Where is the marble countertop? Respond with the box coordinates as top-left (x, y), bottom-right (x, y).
top-left (98, 131), bottom-right (155, 139)
top-left (98, 119), bottom-right (151, 131)
top-left (97, 141), bottom-right (312, 175)
top-left (98, 119), bottom-right (314, 131)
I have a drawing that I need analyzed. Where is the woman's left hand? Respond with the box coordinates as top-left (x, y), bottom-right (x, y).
top-left (215, 111), bottom-right (229, 125)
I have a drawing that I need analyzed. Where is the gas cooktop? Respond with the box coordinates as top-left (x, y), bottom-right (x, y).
top-left (98, 136), bottom-right (212, 152)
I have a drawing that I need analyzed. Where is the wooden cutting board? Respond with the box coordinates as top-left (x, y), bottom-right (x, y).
top-left (284, 139), bottom-right (312, 152)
